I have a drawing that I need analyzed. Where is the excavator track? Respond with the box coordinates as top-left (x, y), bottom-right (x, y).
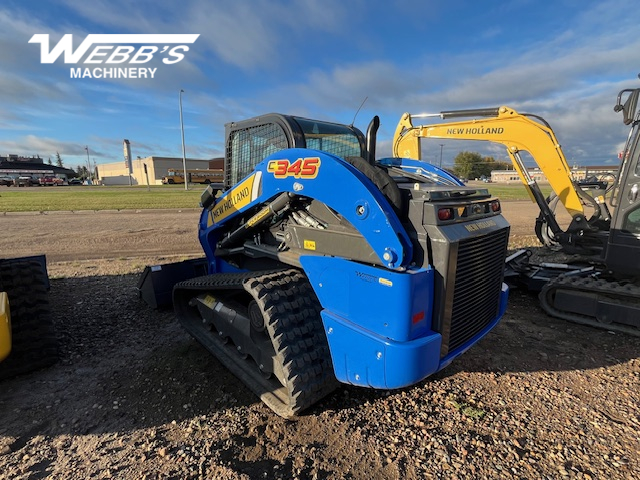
top-left (539, 273), bottom-right (640, 337)
top-left (173, 268), bottom-right (338, 418)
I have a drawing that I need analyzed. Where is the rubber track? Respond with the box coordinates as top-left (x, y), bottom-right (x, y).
top-left (0, 260), bottom-right (59, 380)
top-left (173, 268), bottom-right (338, 418)
top-left (539, 273), bottom-right (640, 337)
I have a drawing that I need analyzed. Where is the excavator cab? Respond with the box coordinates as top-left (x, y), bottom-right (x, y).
top-left (606, 87), bottom-right (640, 275)
top-left (533, 84), bottom-right (640, 336)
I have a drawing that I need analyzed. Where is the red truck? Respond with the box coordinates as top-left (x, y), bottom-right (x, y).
top-left (39, 176), bottom-right (64, 186)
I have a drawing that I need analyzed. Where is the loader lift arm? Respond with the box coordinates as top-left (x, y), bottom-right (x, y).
top-left (393, 106), bottom-right (611, 253)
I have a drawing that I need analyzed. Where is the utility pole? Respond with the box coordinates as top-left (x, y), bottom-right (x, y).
top-left (85, 146), bottom-right (92, 184)
top-left (179, 89), bottom-right (188, 191)
top-left (439, 144), bottom-right (444, 168)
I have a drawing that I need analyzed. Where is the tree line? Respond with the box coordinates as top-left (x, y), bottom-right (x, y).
top-left (45, 148), bottom-right (512, 182)
top-left (450, 151), bottom-right (512, 180)
top-left (46, 151), bottom-right (93, 179)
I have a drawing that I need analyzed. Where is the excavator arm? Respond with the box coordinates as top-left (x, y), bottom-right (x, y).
top-left (394, 106), bottom-right (586, 216)
top-left (393, 106), bottom-right (610, 252)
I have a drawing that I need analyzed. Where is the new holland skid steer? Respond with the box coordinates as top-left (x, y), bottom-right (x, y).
top-left (163, 113), bottom-right (510, 417)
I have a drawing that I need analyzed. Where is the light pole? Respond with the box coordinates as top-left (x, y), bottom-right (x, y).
top-left (179, 89), bottom-right (188, 191)
top-left (85, 146), bottom-right (92, 184)
top-left (439, 144), bottom-right (444, 169)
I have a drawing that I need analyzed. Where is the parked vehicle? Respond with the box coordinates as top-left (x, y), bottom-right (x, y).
top-left (162, 168), bottom-right (223, 185)
top-left (144, 112), bottom-right (510, 418)
top-left (13, 176), bottom-right (37, 187)
top-left (0, 176), bottom-right (13, 186)
top-left (39, 176), bottom-right (64, 186)
top-left (393, 81), bottom-right (640, 335)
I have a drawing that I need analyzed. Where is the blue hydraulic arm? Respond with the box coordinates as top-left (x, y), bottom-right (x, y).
top-left (199, 148), bottom-right (413, 271)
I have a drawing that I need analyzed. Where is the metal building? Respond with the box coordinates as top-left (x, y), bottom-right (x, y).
top-left (97, 156), bottom-right (215, 186)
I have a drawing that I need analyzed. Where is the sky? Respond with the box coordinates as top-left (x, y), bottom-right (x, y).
top-left (1, 0), bottom-right (640, 171)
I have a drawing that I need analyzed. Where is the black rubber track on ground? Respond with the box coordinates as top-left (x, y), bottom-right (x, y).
top-left (173, 268), bottom-right (338, 418)
top-left (539, 273), bottom-right (640, 337)
top-left (0, 260), bottom-right (59, 380)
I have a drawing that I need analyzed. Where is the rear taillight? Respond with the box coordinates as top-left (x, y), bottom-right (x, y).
top-left (438, 208), bottom-right (454, 221)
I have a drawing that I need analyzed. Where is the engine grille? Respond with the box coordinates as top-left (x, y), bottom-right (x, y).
top-left (447, 228), bottom-right (508, 353)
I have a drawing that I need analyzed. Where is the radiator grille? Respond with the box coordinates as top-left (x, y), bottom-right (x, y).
top-left (447, 228), bottom-right (508, 353)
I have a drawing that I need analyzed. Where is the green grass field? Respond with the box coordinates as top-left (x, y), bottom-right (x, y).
top-left (476, 183), bottom-right (552, 200)
top-left (0, 185), bottom-right (204, 212)
top-left (0, 183), bottom-right (551, 212)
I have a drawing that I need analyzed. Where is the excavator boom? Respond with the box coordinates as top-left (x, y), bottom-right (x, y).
top-left (394, 107), bottom-right (584, 216)
top-left (393, 106), bottom-right (611, 253)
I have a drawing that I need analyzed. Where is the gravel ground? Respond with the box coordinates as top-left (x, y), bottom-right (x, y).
top-left (0, 256), bottom-right (638, 480)
top-left (0, 202), bottom-right (638, 479)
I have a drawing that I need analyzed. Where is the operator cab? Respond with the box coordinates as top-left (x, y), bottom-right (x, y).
top-left (223, 113), bottom-right (366, 190)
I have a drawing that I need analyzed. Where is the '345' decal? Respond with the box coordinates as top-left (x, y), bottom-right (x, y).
top-left (267, 157), bottom-right (320, 179)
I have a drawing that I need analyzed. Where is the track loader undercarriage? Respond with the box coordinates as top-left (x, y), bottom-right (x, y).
top-left (174, 269), bottom-right (338, 418)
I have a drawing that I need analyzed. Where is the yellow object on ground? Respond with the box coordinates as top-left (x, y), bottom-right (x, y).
top-left (0, 292), bottom-right (11, 361)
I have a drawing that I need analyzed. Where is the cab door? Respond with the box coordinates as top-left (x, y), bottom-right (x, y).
top-left (606, 123), bottom-right (640, 275)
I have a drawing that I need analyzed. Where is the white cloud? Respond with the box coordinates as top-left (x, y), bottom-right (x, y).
top-left (0, 0), bottom-right (638, 168)
top-left (0, 135), bottom-right (89, 158)
top-left (58, 0), bottom-right (349, 71)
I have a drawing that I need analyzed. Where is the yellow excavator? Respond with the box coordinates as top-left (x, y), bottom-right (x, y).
top-left (393, 106), bottom-right (612, 254)
top-left (392, 86), bottom-right (640, 336)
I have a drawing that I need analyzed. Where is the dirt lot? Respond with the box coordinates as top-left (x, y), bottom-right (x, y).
top-left (0, 201), bottom-right (555, 265)
top-left (0, 202), bottom-right (638, 479)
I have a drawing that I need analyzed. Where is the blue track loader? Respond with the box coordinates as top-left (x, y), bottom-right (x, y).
top-left (171, 114), bottom-right (510, 418)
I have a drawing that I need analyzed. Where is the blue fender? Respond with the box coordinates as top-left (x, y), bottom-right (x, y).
top-left (301, 255), bottom-right (509, 389)
top-left (300, 255), bottom-right (441, 389)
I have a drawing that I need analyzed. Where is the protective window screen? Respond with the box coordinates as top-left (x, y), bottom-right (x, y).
top-left (294, 117), bottom-right (363, 160)
top-left (226, 123), bottom-right (288, 186)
